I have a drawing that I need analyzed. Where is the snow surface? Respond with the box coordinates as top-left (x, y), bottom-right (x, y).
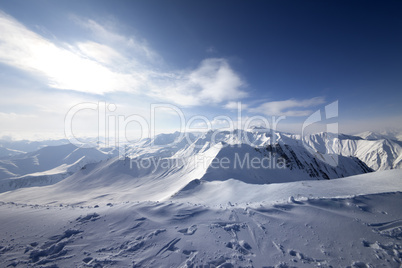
top-left (0, 130), bottom-right (401, 267)
top-left (305, 132), bottom-right (402, 170)
top-left (0, 139), bottom-right (69, 154)
top-left (357, 130), bottom-right (402, 142)
top-left (0, 173), bottom-right (401, 267)
top-left (0, 147), bottom-right (25, 159)
top-left (2, 129), bottom-right (400, 195)
top-left (0, 144), bottom-right (117, 193)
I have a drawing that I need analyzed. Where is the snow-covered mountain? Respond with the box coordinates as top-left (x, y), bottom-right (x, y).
top-left (0, 142), bottom-right (371, 205)
top-left (0, 138), bottom-right (69, 154)
top-left (0, 128), bottom-right (401, 197)
top-left (0, 146), bottom-right (25, 159)
top-left (0, 129), bottom-right (374, 204)
top-left (0, 130), bottom-right (401, 267)
top-left (0, 143), bottom-right (117, 193)
top-left (305, 132), bottom-right (402, 170)
top-left (129, 129), bottom-right (402, 171)
top-left (357, 130), bottom-right (402, 141)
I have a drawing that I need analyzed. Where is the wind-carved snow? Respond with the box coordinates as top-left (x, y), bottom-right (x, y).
top-left (0, 189), bottom-right (402, 267)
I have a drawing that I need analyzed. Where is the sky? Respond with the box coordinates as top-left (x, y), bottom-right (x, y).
top-left (0, 0), bottom-right (401, 141)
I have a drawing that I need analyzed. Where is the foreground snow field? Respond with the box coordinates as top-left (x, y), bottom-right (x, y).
top-left (0, 169), bottom-right (401, 267)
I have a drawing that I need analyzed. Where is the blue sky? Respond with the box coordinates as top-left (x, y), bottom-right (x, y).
top-left (0, 0), bottom-right (401, 140)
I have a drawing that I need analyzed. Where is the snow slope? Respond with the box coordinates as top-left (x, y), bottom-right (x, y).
top-left (0, 144), bottom-right (117, 193)
top-left (174, 169), bottom-right (402, 207)
top-left (304, 132), bottom-right (402, 170)
top-left (0, 147), bottom-right (25, 159)
top-left (0, 138), bottom-right (69, 153)
top-left (357, 130), bottom-right (402, 141)
top-left (0, 160), bottom-right (399, 208)
top-left (131, 129), bottom-right (401, 171)
top-left (0, 170), bottom-right (401, 267)
top-left (0, 129), bottom-right (375, 197)
top-left (0, 129), bottom-right (401, 267)
top-left (0, 142), bottom-right (374, 206)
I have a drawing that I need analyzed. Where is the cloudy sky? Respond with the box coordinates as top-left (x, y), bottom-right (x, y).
top-left (0, 0), bottom-right (401, 140)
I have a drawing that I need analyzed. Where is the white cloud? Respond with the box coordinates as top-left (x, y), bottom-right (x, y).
top-left (190, 118), bottom-right (233, 129)
top-left (154, 58), bottom-right (247, 106)
top-left (76, 41), bottom-right (127, 67)
top-left (248, 97), bottom-right (326, 117)
top-left (72, 16), bottom-right (162, 64)
top-left (0, 11), bottom-right (143, 94)
top-left (0, 11), bottom-right (247, 107)
top-left (191, 59), bottom-right (247, 103)
top-left (224, 101), bottom-right (248, 110)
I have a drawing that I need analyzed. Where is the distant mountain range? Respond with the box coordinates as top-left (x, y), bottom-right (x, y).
top-left (0, 143), bottom-right (117, 192)
top-left (0, 129), bottom-right (400, 199)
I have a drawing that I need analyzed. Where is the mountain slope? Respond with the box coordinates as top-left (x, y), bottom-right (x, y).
top-left (0, 128), bottom-right (400, 196)
top-left (198, 142), bottom-right (370, 184)
top-left (0, 144), bottom-right (117, 193)
top-left (132, 129), bottom-right (402, 171)
top-left (174, 168), bottom-right (402, 206)
top-left (0, 141), bottom-right (374, 205)
top-left (0, 131), bottom-right (400, 268)
top-left (305, 132), bottom-right (402, 170)
top-left (0, 147), bottom-right (25, 159)
top-left (0, 139), bottom-right (69, 153)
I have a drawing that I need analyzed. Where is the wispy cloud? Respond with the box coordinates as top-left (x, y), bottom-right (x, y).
top-left (154, 58), bottom-right (247, 106)
top-left (71, 16), bottom-right (162, 65)
top-left (76, 41), bottom-right (127, 67)
top-left (248, 97), bottom-right (326, 116)
top-left (0, 11), bottom-right (247, 107)
top-left (0, 11), bottom-right (142, 94)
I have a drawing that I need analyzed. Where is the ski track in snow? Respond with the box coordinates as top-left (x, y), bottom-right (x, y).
top-left (0, 192), bottom-right (401, 267)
